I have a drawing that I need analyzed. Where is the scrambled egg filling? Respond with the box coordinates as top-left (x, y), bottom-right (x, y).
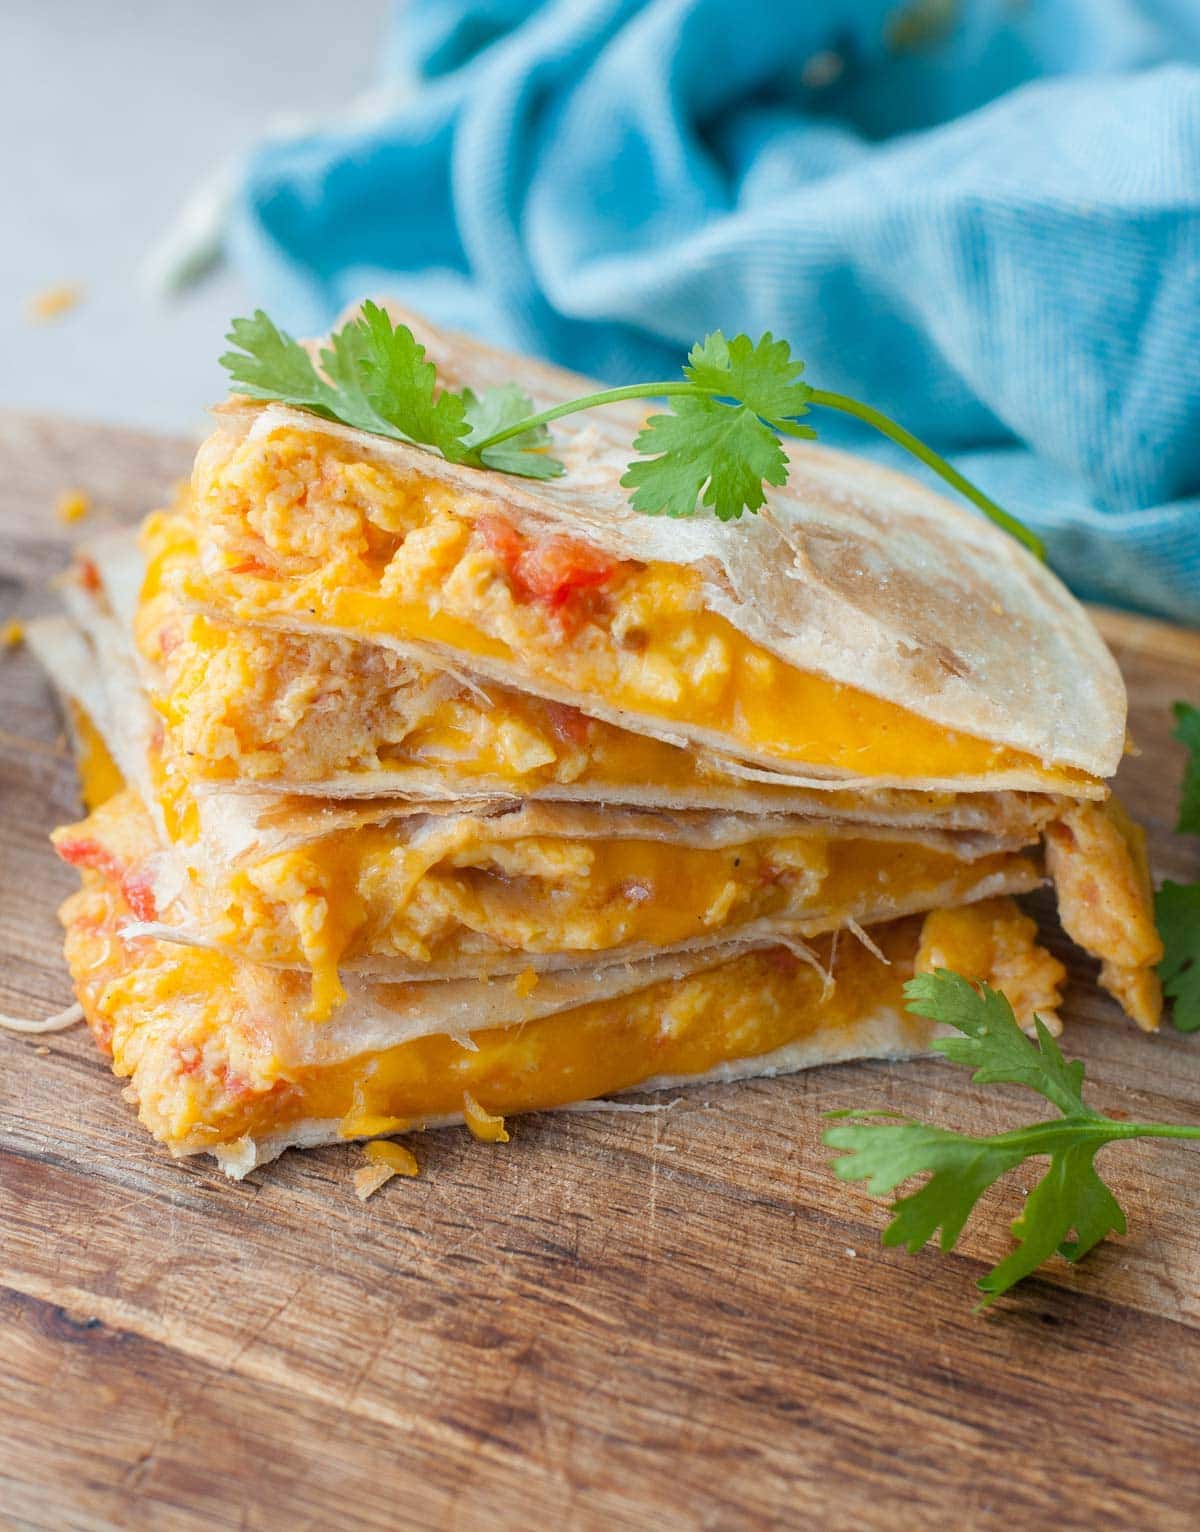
top-left (1046, 799), bottom-right (1163, 1031)
top-left (61, 857), bottom-right (1075, 1155)
top-left (174, 423), bottom-right (1093, 787)
top-left (916, 898), bottom-right (1068, 1033)
top-left (140, 508), bottom-right (717, 794)
top-left (54, 787), bottom-right (1039, 1023)
top-left (62, 860), bottom-right (934, 1152)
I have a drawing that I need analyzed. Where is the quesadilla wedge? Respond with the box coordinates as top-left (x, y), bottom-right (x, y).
top-left (171, 306), bottom-right (1122, 796)
top-left (45, 423), bottom-right (1162, 1034)
top-left (27, 301), bottom-right (1166, 1180)
top-left (127, 511), bottom-right (1065, 825)
top-left (61, 816), bottom-right (1065, 1177)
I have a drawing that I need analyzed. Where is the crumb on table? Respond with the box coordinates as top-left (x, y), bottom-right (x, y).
top-left (27, 284), bottom-right (85, 323)
top-left (354, 1139), bottom-right (421, 1199)
top-left (56, 490), bottom-right (90, 524)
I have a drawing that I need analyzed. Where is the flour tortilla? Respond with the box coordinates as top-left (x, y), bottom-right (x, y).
top-left (190, 300), bottom-right (1124, 782)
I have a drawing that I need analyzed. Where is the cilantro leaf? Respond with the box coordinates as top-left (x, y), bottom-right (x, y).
top-left (621, 331), bottom-right (817, 520)
top-left (905, 970), bottom-right (1096, 1118)
top-left (980, 1139), bottom-right (1126, 1299)
top-left (351, 300), bottom-right (473, 460)
top-left (1157, 702), bottom-right (1200, 1033)
top-left (317, 310), bottom-right (408, 439)
top-left (463, 385), bottom-right (564, 480)
top-left (1156, 880), bottom-right (1200, 1033)
top-left (1172, 701), bottom-right (1200, 835)
top-left (682, 331), bottom-right (814, 429)
top-left (824, 1115), bottom-right (1029, 1252)
top-left (220, 312), bottom-right (340, 418)
top-left (222, 302), bottom-right (474, 459)
top-left (622, 397), bottom-right (794, 520)
top-left (826, 969), bottom-right (1200, 1306)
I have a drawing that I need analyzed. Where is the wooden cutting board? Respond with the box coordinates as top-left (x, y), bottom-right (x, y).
top-left (3, 412), bottom-right (1200, 1532)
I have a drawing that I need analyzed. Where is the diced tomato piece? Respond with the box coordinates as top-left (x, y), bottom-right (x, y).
top-left (475, 513), bottom-right (619, 611)
top-left (119, 867), bottom-right (158, 922)
top-left (56, 835), bottom-right (116, 875)
top-left (515, 537), bottom-right (618, 609)
top-left (78, 558), bottom-right (102, 593)
top-left (55, 836), bottom-right (158, 921)
top-left (476, 513), bottom-right (527, 568)
top-left (87, 1010), bottom-right (114, 1053)
top-left (214, 1063), bottom-right (289, 1108)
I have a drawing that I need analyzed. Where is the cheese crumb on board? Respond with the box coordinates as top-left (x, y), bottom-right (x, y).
top-left (354, 1139), bottom-right (420, 1199)
top-left (463, 1091), bottom-right (510, 1143)
top-left (28, 284), bottom-right (84, 322)
top-left (56, 490), bottom-right (90, 524)
top-left (353, 1165), bottom-right (394, 1201)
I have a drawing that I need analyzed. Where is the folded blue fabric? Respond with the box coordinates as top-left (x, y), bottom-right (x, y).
top-left (230, 0), bottom-right (1200, 623)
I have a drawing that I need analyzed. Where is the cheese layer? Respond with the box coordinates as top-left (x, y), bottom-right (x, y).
top-left (176, 425), bottom-right (1093, 789)
top-left (54, 788), bottom-right (1041, 1022)
top-left (140, 507), bottom-right (748, 797)
top-left (62, 866), bottom-right (1063, 1157)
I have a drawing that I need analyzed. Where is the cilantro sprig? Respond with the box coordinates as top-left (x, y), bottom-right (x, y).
top-left (221, 304), bottom-right (555, 479)
top-left (220, 304), bottom-right (1043, 556)
top-left (1156, 700), bottom-right (1200, 1031)
top-left (825, 970), bottom-right (1200, 1306)
top-left (1170, 701), bottom-right (1200, 836)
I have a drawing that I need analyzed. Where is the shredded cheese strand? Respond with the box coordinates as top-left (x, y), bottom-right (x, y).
top-left (773, 933), bottom-right (837, 997)
top-left (0, 1001), bottom-right (84, 1035)
top-left (846, 917), bottom-right (891, 966)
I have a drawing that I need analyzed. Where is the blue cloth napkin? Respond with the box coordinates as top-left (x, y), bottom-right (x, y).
top-left (229, 0), bottom-right (1200, 624)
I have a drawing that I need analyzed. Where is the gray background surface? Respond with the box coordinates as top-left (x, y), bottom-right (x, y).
top-left (3, 0), bottom-right (390, 434)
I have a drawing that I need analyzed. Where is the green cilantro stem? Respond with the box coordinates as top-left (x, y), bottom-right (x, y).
top-left (1129, 1122), bottom-right (1200, 1141)
top-left (470, 380), bottom-right (1045, 559)
top-left (467, 381), bottom-right (697, 448)
top-left (958, 1120), bottom-right (1200, 1151)
top-left (807, 389), bottom-right (1046, 559)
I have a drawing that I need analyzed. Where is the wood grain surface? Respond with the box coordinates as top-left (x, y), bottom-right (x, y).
top-left (2, 412), bottom-right (1200, 1532)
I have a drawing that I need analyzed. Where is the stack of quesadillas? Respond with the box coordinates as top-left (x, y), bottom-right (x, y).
top-left (32, 308), bottom-right (1163, 1177)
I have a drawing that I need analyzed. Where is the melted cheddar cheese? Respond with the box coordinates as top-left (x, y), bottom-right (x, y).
top-left (69, 703), bottom-right (124, 811)
top-left (61, 862), bottom-right (926, 1152)
top-left (56, 787), bottom-right (1040, 1023)
top-left (142, 510), bottom-right (1057, 816)
top-left (175, 425), bottom-right (1093, 788)
top-left (140, 509), bottom-right (742, 794)
top-left (62, 861), bottom-right (1070, 1157)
